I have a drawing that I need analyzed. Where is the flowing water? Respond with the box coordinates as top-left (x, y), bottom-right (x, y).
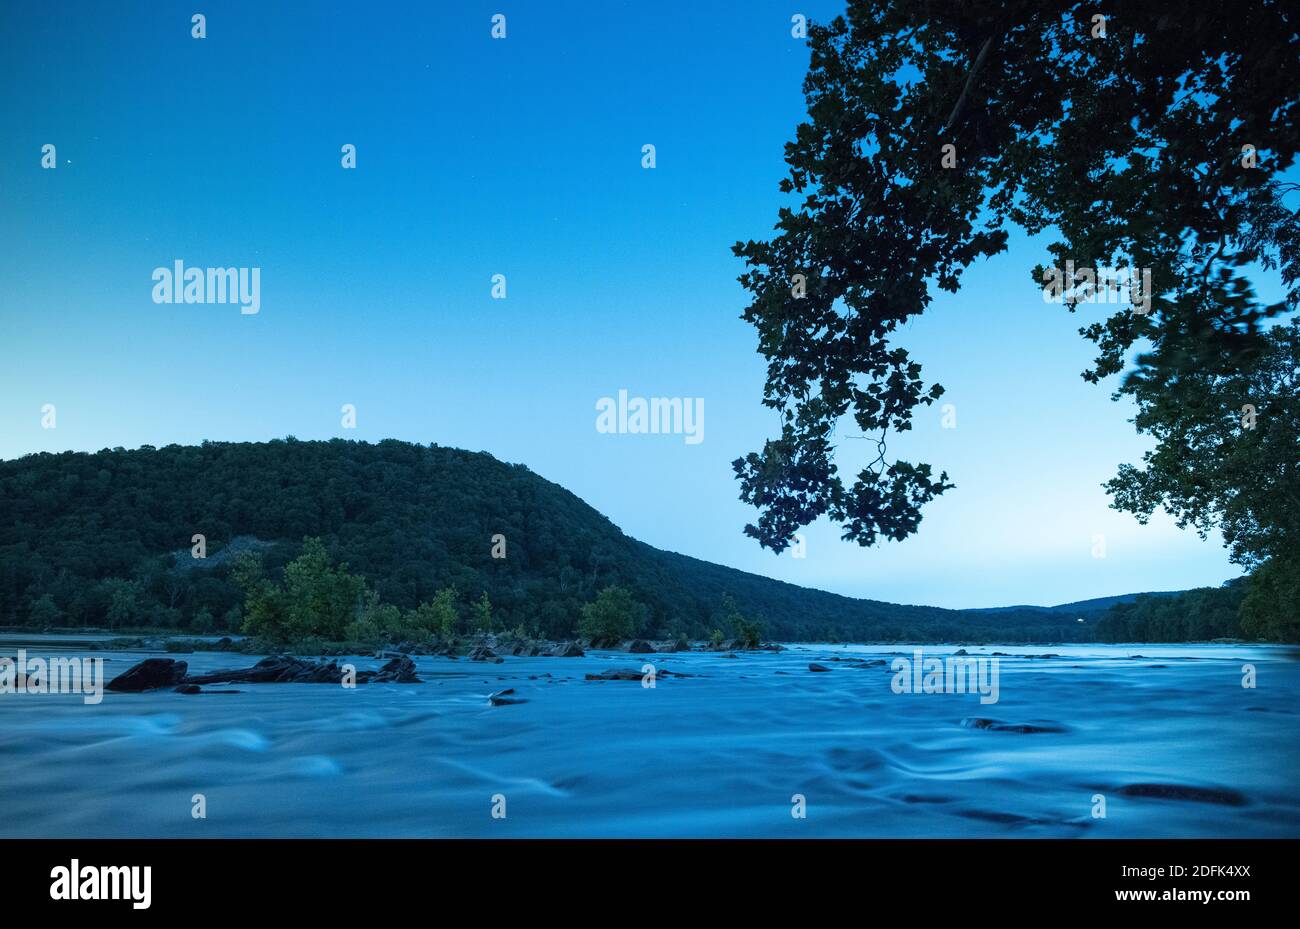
top-left (1, 638), bottom-right (1296, 837)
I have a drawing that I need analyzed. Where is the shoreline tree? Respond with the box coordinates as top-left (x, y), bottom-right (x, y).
top-left (577, 585), bottom-right (645, 645)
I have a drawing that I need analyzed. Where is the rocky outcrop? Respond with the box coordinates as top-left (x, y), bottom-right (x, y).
top-left (657, 639), bottom-right (691, 653)
top-left (368, 656), bottom-right (420, 682)
top-left (105, 658), bottom-right (189, 692)
top-left (626, 639), bottom-right (654, 653)
top-left (497, 638), bottom-right (537, 656)
top-left (185, 655), bottom-right (349, 684)
top-left (108, 654), bottom-right (421, 690)
top-left (547, 641), bottom-right (584, 657)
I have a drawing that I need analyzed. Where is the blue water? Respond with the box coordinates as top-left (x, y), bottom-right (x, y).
top-left (1, 640), bottom-right (1296, 837)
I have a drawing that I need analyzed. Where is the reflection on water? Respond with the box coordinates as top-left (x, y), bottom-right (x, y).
top-left (1, 638), bottom-right (1296, 837)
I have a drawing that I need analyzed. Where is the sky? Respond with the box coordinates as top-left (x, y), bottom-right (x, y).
top-left (0, 1), bottom-right (1259, 609)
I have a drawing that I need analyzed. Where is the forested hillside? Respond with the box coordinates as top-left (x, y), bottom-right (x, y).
top-left (1093, 583), bottom-right (1248, 643)
top-left (0, 439), bottom-right (1100, 642)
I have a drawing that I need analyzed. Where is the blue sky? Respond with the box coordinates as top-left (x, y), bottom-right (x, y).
top-left (0, 1), bottom-right (1256, 608)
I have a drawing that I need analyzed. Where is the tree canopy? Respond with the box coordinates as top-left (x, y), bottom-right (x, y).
top-left (733, 1), bottom-right (1300, 572)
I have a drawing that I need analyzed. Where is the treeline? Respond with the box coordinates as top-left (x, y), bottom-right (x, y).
top-left (1094, 582), bottom-right (1246, 643)
top-left (1094, 573), bottom-right (1299, 644)
top-left (229, 536), bottom-right (657, 647)
top-left (0, 439), bottom-right (1166, 643)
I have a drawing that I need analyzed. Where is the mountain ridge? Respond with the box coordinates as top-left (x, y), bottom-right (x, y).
top-left (0, 438), bottom-right (1141, 642)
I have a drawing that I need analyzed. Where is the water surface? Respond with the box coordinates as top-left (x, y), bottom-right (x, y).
top-left (2, 639), bottom-right (1296, 837)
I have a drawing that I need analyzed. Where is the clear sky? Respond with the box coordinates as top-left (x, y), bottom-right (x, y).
top-left (0, 1), bottom-right (1257, 608)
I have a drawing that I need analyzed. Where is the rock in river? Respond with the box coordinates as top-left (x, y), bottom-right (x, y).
top-left (106, 658), bottom-right (189, 692)
top-left (110, 654), bottom-right (421, 689)
top-left (367, 656), bottom-right (420, 683)
top-left (489, 688), bottom-right (528, 706)
top-left (960, 717), bottom-right (1068, 734)
top-left (585, 667), bottom-right (689, 681)
top-left (586, 668), bottom-right (648, 681)
top-left (1117, 783), bottom-right (1248, 807)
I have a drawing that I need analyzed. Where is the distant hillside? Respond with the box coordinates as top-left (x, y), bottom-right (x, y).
top-left (0, 439), bottom-right (1098, 642)
top-left (971, 591), bottom-right (1188, 617)
top-left (1049, 592), bottom-right (1187, 615)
